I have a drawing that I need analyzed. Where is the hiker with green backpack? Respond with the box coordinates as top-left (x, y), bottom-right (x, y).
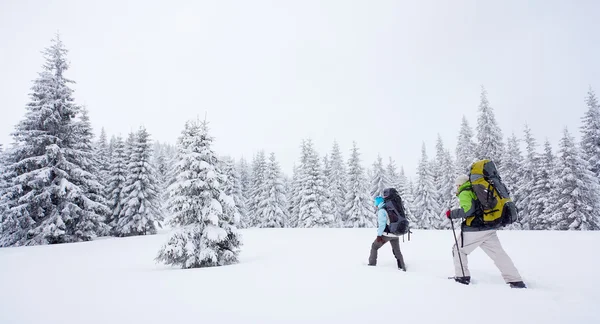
top-left (445, 160), bottom-right (526, 288)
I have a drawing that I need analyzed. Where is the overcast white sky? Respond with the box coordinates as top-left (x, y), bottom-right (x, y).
top-left (1, 0), bottom-right (599, 178)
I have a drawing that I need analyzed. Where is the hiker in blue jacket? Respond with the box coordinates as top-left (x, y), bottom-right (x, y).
top-left (368, 196), bottom-right (406, 271)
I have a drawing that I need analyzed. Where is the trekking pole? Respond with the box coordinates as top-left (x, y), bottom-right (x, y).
top-left (450, 216), bottom-right (466, 278)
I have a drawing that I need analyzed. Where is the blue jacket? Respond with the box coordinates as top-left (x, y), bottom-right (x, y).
top-left (376, 202), bottom-right (388, 236)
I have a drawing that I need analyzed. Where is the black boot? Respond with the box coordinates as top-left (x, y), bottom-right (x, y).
top-left (397, 259), bottom-right (406, 271)
top-left (508, 281), bottom-right (527, 289)
top-left (454, 276), bottom-right (471, 285)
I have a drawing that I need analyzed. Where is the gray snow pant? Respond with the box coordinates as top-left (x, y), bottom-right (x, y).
top-left (452, 229), bottom-right (522, 283)
top-left (369, 236), bottom-right (405, 269)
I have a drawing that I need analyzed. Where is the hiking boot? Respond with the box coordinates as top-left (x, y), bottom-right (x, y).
top-left (454, 276), bottom-right (471, 285)
top-left (397, 259), bottom-right (406, 271)
top-left (508, 281), bottom-right (527, 289)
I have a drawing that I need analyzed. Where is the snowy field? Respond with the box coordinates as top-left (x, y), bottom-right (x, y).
top-left (0, 228), bottom-right (598, 324)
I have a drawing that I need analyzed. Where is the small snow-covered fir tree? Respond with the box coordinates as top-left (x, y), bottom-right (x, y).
top-left (547, 128), bottom-right (600, 230)
top-left (530, 140), bottom-right (558, 230)
top-left (0, 34), bottom-right (107, 246)
top-left (434, 135), bottom-right (457, 228)
top-left (105, 136), bottom-right (127, 232)
top-left (95, 128), bottom-right (111, 191)
top-left (156, 119), bottom-right (242, 269)
top-left (298, 139), bottom-right (334, 227)
top-left (386, 157), bottom-right (400, 189)
top-left (326, 141), bottom-right (347, 227)
top-left (456, 115), bottom-right (477, 174)
top-left (248, 151), bottom-right (267, 227)
top-left (500, 133), bottom-right (525, 229)
top-left (287, 164), bottom-right (301, 228)
top-left (413, 143), bottom-right (441, 229)
top-left (344, 142), bottom-right (375, 228)
top-left (514, 125), bottom-right (539, 229)
top-left (397, 166), bottom-right (417, 224)
top-left (115, 127), bottom-right (163, 236)
top-left (237, 157), bottom-right (251, 200)
top-left (580, 87), bottom-right (600, 178)
top-left (255, 153), bottom-right (288, 228)
top-left (476, 87), bottom-right (504, 165)
top-left (370, 155), bottom-right (391, 199)
top-left (222, 156), bottom-right (248, 228)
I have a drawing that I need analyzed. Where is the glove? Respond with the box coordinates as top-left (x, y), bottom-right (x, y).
top-left (446, 210), bottom-right (451, 219)
top-left (375, 236), bottom-right (384, 243)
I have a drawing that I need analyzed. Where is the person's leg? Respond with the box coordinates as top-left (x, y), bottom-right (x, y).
top-left (479, 231), bottom-right (524, 284)
top-left (368, 238), bottom-right (387, 265)
top-left (452, 230), bottom-right (489, 280)
top-left (388, 237), bottom-right (406, 270)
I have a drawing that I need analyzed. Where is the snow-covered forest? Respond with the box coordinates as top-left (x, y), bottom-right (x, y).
top-left (1, 35), bottom-right (600, 249)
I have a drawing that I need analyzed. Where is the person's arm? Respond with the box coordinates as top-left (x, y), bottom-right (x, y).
top-left (377, 209), bottom-right (387, 236)
top-left (449, 192), bottom-right (477, 219)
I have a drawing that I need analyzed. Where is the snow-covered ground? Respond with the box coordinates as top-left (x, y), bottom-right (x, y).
top-left (0, 228), bottom-right (598, 324)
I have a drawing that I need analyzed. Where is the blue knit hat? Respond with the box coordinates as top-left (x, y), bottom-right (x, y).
top-left (374, 196), bottom-right (384, 206)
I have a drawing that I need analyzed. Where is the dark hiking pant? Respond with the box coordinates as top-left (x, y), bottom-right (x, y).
top-left (368, 236), bottom-right (405, 269)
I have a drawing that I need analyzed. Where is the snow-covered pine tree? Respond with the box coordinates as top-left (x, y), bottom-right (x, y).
top-left (0, 35), bottom-right (108, 246)
top-left (579, 87), bottom-right (600, 178)
top-left (73, 107), bottom-right (110, 236)
top-left (221, 156), bottom-right (248, 228)
top-left (115, 127), bottom-right (164, 236)
top-left (434, 135), bottom-right (457, 228)
top-left (105, 135), bottom-right (127, 232)
top-left (156, 119), bottom-right (242, 269)
top-left (248, 151), bottom-right (267, 227)
top-left (413, 143), bottom-right (441, 229)
top-left (370, 155), bottom-right (390, 199)
top-left (476, 87), bottom-right (504, 165)
top-left (254, 153), bottom-right (288, 228)
top-left (386, 157), bottom-right (400, 189)
top-left (514, 125), bottom-right (539, 229)
top-left (529, 139), bottom-right (558, 230)
top-left (326, 141), bottom-right (347, 227)
top-left (95, 127), bottom-right (111, 191)
top-left (344, 142), bottom-right (375, 228)
top-left (287, 163), bottom-right (302, 228)
top-left (456, 115), bottom-right (477, 174)
top-left (547, 128), bottom-right (600, 230)
top-left (397, 166), bottom-right (417, 224)
top-left (499, 133), bottom-right (525, 230)
top-left (298, 139), bottom-right (334, 227)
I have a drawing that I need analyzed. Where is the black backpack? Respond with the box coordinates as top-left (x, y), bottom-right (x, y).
top-left (382, 188), bottom-right (410, 236)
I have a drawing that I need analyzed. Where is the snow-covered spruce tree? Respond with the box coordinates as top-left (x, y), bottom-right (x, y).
top-left (254, 153), bottom-right (288, 228)
top-left (248, 151), bottom-right (267, 227)
top-left (386, 157), bottom-right (400, 189)
top-left (456, 115), bottom-right (477, 174)
top-left (115, 127), bottom-right (164, 236)
top-left (95, 127), bottom-right (111, 191)
top-left (580, 87), bottom-right (600, 178)
top-left (344, 142), bottom-right (375, 228)
top-left (326, 141), bottom-right (347, 227)
top-left (476, 86), bottom-right (504, 165)
top-left (434, 135), bottom-right (457, 228)
top-left (514, 125), bottom-right (540, 229)
top-left (104, 135), bottom-right (127, 232)
top-left (0, 35), bottom-right (108, 246)
top-left (237, 157), bottom-right (251, 201)
top-left (156, 119), bottom-right (242, 269)
top-left (287, 163), bottom-right (301, 228)
top-left (529, 139), bottom-right (558, 230)
top-left (413, 143), bottom-right (441, 229)
top-left (73, 107), bottom-right (110, 236)
top-left (397, 166), bottom-right (417, 224)
top-left (221, 156), bottom-right (248, 228)
top-left (547, 128), bottom-right (600, 230)
top-left (298, 139), bottom-right (334, 227)
top-left (499, 133), bottom-right (525, 230)
top-left (370, 155), bottom-right (391, 199)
